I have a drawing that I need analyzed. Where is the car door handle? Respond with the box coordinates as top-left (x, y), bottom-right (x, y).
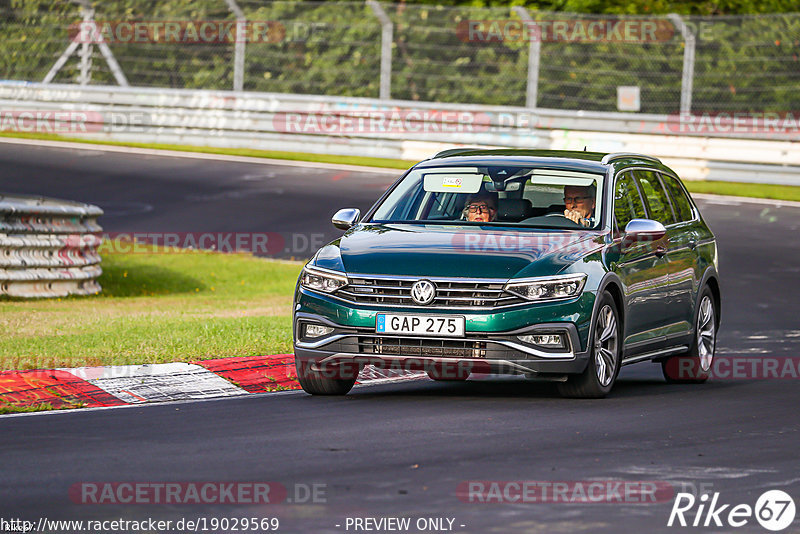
top-left (655, 245), bottom-right (667, 258)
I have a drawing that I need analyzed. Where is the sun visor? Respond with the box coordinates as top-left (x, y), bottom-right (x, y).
top-left (423, 171), bottom-right (484, 193)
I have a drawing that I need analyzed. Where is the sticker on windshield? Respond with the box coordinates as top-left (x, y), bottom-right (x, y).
top-left (423, 173), bottom-right (483, 193)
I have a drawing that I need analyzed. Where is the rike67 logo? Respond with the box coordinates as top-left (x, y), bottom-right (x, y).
top-left (668, 490), bottom-right (796, 531)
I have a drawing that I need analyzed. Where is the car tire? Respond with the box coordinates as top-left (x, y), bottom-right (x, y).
top-left (557, 290), bottom-right (621, 399)
top-left (295, 360), bottom-right (358, 395)
top-left (661, 286), bottom-right (717, 384)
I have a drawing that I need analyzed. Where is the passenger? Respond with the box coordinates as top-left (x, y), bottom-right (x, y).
top-left (463, 191), bottom-right (498, 222)
top-left (563, 184), bottom-right (596, 227)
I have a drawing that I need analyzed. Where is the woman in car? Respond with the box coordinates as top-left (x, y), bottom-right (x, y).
top-left (463, 191), bottom-right (498, 222)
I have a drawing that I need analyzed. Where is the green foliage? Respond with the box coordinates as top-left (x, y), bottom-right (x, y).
top-left (406, 0), bottom-right (800, 15)
top-left (1, 1), bottom-right (798, 112)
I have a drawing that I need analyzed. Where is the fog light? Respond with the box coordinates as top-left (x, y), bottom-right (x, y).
top-left (518, 333), bottom-right (566, 349)
top-left (305, 324), bottom-right (334, 339)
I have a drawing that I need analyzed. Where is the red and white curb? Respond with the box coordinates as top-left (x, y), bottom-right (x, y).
top-left (0, 355), bottom-right (425, 411)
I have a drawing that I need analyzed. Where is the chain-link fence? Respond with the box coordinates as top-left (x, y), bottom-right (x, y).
top-left (2, 0), bottom-right (799, 114)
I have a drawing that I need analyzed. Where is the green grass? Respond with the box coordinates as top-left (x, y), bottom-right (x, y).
top-left (0, 131), bottom-right (415, 170)
top-left (0, 247), bottom-right (302, 371)
top-left (0, 402), bottom-right (57, 414)
top-left (682, 180), bottom-right (800, 203)
top-left (3, 130), bottom-right (799, 203)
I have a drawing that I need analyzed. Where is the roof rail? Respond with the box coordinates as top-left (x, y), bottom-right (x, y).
top-left (601, 152), bottom-right (662, 165)
top-left (433, 147), bottom-right (483, 158)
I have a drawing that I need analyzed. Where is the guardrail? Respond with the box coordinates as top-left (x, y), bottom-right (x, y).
top-left (0, 194), bottom-right (103, 298)
top-left (0, 81), bottom-right (799, 185)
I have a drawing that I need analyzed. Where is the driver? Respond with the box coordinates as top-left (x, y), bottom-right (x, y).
top-left (563, 184), bottom-right (596, 227)
top-left (463, 191), bottom-right (498, 222)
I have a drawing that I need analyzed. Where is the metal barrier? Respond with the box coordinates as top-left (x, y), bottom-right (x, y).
top-left (1, 81), bottom-right (799, 185)
top-left (0, 194), bottom-right (103, 298)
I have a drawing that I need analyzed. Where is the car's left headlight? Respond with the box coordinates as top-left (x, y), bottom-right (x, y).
top-left (504, 274), bottom-right (587, 301)
top-left (300, 265), bottom-right (348, 293)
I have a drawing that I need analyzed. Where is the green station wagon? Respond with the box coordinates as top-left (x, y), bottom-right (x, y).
top-left (293, 150), bottom-right (720, 397)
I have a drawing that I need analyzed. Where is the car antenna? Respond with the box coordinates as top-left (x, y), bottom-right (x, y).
top-left (583, 146), bottom-right (587, 151)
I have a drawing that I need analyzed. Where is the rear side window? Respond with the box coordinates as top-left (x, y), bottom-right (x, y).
top-left (660, 173), bottom-right (695, 222)
top-left (633, 170), bottom-right (676, 225)
top-left (613, 171), bottom-right (647, 231)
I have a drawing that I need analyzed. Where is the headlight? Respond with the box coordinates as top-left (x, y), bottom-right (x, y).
top-left (300, 266), bottom-right (347, 293)
top-left (504, 274), bottom-right (587, 301)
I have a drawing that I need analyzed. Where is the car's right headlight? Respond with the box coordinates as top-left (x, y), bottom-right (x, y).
top-left (504, 273), bottom-right (587, 302)
top-left (300, 265), bottom-right (348, 293)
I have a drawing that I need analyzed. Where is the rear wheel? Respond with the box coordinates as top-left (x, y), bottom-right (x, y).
top-left (295, 360), bottom-right (358, 395)
top-left (661, 287), bottom-right (717, 384)
top-left (557, 291), bottom-right (621, 398)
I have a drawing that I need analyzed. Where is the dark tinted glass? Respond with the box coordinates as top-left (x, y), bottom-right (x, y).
top-left (660, 173), bottom-right (694, 222)
top-left (634, 170), bottom-right (675, 225)
top-left (613, 171), bottom-right (647, 231)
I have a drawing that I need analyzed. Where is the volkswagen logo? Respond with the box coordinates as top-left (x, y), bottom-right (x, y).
top-left (410, 280), bottom-right (436, 305)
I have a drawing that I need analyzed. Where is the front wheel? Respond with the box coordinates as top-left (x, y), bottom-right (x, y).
top-left (661, 287), bottom-right (717, 384)
top-left (557, 291), bottom-right (621, 398)
top-left (295, 360), bottom-right (358, 395)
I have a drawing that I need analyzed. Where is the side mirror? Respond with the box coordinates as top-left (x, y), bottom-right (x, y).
top-left (623, 218), bottom-right (666, 248)
top-left (332, 208), bottom-right (361, 230)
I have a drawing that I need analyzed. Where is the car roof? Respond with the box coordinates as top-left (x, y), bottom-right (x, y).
top-left (414, 149), bottom-right (663, 174)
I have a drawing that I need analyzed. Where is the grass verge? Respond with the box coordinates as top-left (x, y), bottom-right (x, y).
top-left (3, 131), bottom-right (799, 203)
top-left (0, 247), bottom-right (302, 371)
top-left (0, 402), bottom-right (57, 414)
top-left (682, 180), bottom-right (800, 203)
top-left (0, 131), bottom-right (415, 169)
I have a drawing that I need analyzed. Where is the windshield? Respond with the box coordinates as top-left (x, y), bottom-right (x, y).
top-left (370, 166), bottom-right (605, 229)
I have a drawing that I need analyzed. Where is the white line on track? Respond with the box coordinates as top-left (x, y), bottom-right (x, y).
top-left (0, 136), bottom-right (402, 175)
top-left (3, 137), bottom-right (796, 207)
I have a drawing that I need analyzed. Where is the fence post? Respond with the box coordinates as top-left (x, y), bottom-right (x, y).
top-left (512, 7), bottom-right (540, 109)
top-left (367, 0), bottom-right (392, 100)
top-left (668, 13), bottom-right (695, 115)
top-left (224, 0), bottom-right (246, 92)
top-left (78, 5), bottom-right (93, 85)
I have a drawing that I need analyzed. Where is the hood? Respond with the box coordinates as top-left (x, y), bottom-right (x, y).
top-left (312, 223), bottom-right (605, 279)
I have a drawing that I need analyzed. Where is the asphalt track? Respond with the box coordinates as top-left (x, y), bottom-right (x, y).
top-left (1, 141), bottom-right (799, 533)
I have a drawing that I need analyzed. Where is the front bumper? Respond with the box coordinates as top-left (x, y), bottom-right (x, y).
top-left (293, 287), bottom-right (595, 378)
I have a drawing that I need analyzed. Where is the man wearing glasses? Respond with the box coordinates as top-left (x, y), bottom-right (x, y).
top-left (563, 184), bottom-right (596, 227)
top-left (463, 191), bottom-right (498, 223)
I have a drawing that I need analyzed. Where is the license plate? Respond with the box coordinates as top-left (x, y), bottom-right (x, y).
top-left (376, 314), bottom-right (465, 337)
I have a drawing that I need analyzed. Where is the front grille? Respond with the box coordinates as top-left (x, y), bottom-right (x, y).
top-left (358, 336), bottom-right (488, 358)
top-left (336, 276), bottom-right (526, 309)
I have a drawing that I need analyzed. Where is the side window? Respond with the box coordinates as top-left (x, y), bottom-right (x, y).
top-left (613, 171), bottom-right (646, 232)
top-left (660, 173), bottom-right (694, 222)
top-left (425, 192), bottom-right (459, 219)
top-left (633, 170), bottom-right (675, 225)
